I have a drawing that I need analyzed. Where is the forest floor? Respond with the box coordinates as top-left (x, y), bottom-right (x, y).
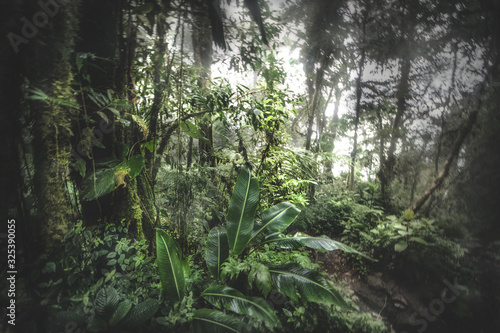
top-left (317, 241), bottom-right (500, 333)
top-left (318, 251), bottom-right (453, 333)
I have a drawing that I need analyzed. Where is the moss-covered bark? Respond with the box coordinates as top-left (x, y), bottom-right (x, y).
top-left (75, 0), bottom-right (155, 244)
top-left (26, 1), bottom-right (81, 253)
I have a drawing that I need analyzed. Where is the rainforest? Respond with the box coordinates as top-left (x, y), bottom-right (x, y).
top-left (1, 0), bottom-right (499, 332)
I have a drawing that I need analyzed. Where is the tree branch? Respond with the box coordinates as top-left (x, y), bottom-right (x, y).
top-left (410, 107), bottom-right (479, 213)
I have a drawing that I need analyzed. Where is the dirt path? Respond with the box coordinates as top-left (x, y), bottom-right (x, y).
top-left (317, 251), bottom-right (442, 333)
top-left (318, 244), bottom-right (500, 333)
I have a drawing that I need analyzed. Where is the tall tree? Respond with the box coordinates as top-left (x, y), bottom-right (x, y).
top-left (74, 0), bottom-right (156, 242)
top-left (191, 0), bottom-right (215, 167)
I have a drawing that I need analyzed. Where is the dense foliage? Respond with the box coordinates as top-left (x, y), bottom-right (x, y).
top-left (2, 0), bottom-right (499, 332)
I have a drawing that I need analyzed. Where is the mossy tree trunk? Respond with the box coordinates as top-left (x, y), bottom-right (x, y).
top-left (75, 0), bottom-right (155, 244)
top-left (21, 1), bottom-right (81, 254)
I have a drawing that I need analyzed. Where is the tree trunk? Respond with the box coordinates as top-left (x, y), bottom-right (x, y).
top-left (76, 0), bottom-right (155, 243)
top-left (191, 0), bottom-right (214, 166)
top-left (25, 1), bottom-right (81, 253)
top-left (410, 108), bottom-right (479, 214)
top-left (349, 46), bottom-right (366, 190)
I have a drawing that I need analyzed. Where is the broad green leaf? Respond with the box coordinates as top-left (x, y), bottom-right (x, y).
top-left (227, 168), bottom-right (259, 255)
top-left (192, 309), bottom-right (241, 333)
top-left (206, 227), bottom-right (229, 279)
top-left (94, 286), bottom-right (119, 320)
top-left (80, 168), bottom-right (115, 201)
top-left (263, 232), bottom-right (374, 260)
top-left (202, 285), bottom-right (280, 328)
top-left (109, 300), bottom-right (132, 327)
top-left (156, 229), bottom-right (186, 301)
top-left (119, 299), bottom-right (159, 328)
top-left (181, 120), bottom-right (211, 145)
top-left (124, 154), bottom-right (145, 179)
top-left (250, 202), bottom-right (300, 242)
top-left (143, 139), bottom-right (155, 153)
top-left (394, 241), bottom-right (408, 252)
top-left (73, 159), bottom-right (86, 178)
top-left (269, 264), bottom-right (350, 308)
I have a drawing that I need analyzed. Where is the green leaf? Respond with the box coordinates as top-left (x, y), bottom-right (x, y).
top-left (80, 168), bottom-right (115, 201)
top-left (269, 264), bottom-right (350, 308)
top-left (156, 229), bottom-right (186, 301)
top-left (227, 167), bottom-right (259, 255)
top-left (409, 237), bottom-right (428, 245)
top-left (180, 120), bottom-right (211, 145)
top-left (206, 227), bottom-right (229, 279)
top-left (42, 262), bottom-right (56, 274)
top-left (74, 159), bottom-right (86, 178)
top-left (143, 139), bottom-right (155, 153)
top-left (394, 241), bottom-right (408, 252)
top-left (109, 300), bottom-right (132, 327)
top-left (115, 142), bottom-right (129, 161)
top-left (96, 111), bottom-right (109, 124)
top-left (124, 154), bottom-right (145, 179)
top-left (107, 107), bottom-right (120, 117)
top-left (403, 209), bottom-right (415, 221)
top-left (76, 53), bottom-right (84, 72)
top-left (248, 263), bottom-right (271, 297)
top-left (27, 88), bottom-right (49, 101)
top-left (94, 286), bottom-right (119, 320)
top-left (263, 233), bottom-right (374, 260)
top-left (192, 309), bottom-right (241, 333)
top-left (250, 202), bottom-right (300, 242)
top-left (202, 286), bottom-right (280, 328)
top-left (119, 299), bottom-right (159, 328)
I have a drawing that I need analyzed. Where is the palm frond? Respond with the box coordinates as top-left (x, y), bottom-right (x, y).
top-left (263, 232), bottom-right (373, 260)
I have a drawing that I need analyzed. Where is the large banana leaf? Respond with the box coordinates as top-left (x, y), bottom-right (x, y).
top-left (226, 167), bottom-right (259, 255)
top-left (192, 309), bottom-right (241, 333)
top-left (250, 202), bottom-right (301, 242)
top-left (156, 229), bottom-right (186, 301)
top-left (269, 264), bottom-right (350, 308)
top-left (202, 285), bottom-right (280, 329)
top-left (263, 232), bottom-right (373, 260)
top-left (206, 226), bottom-right (229, 279)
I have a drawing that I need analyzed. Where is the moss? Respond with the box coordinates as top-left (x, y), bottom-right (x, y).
top-left (30, 2), bottom-right (82, 254)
